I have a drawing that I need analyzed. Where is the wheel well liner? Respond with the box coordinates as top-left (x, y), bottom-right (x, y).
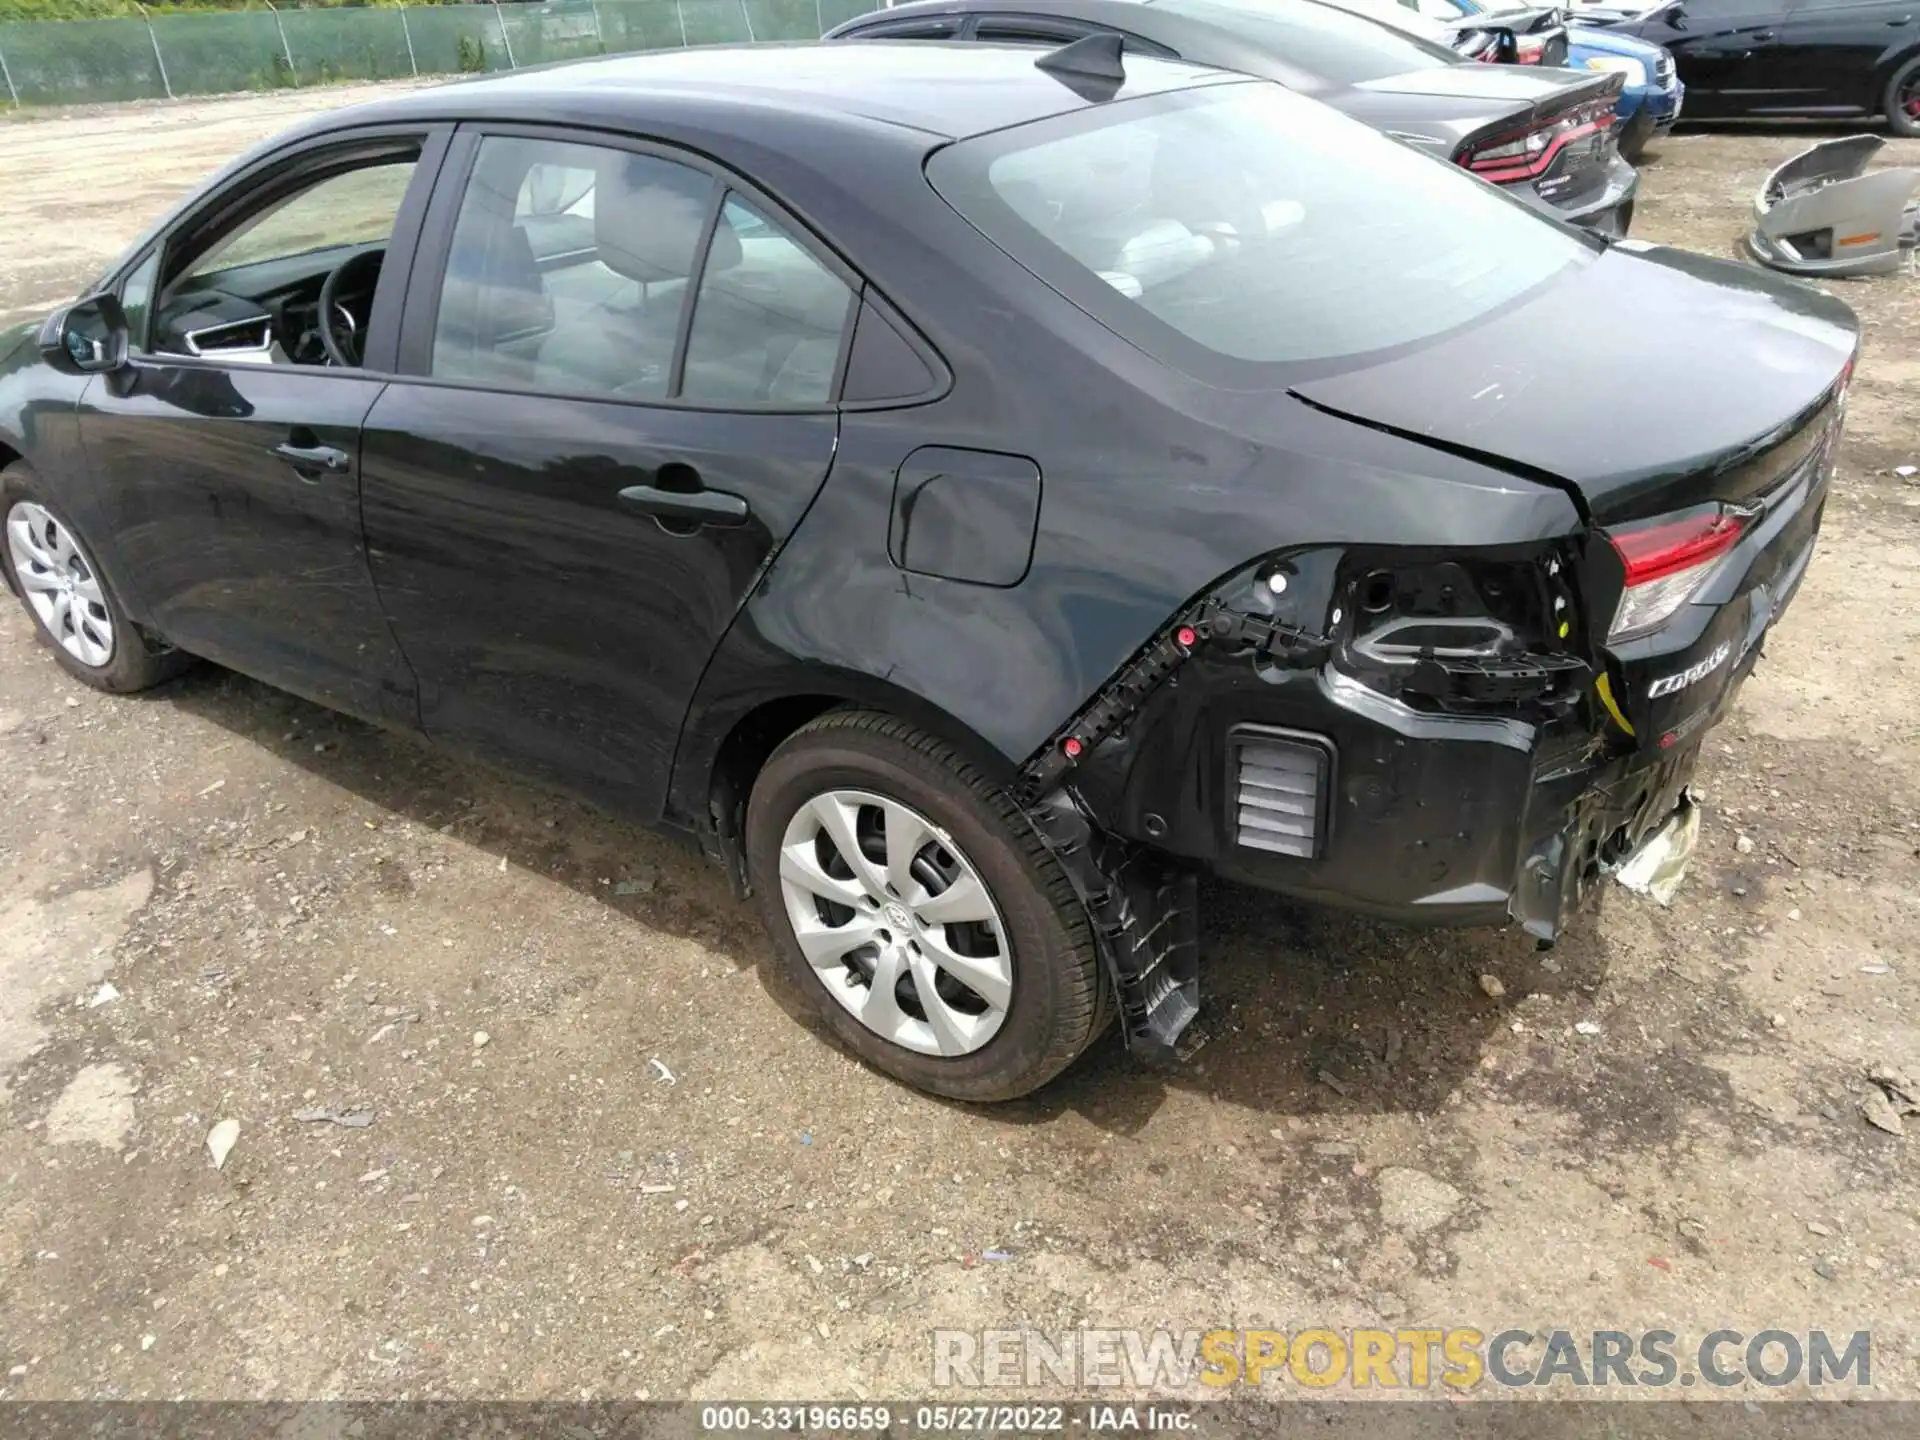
top-left (686, 680), bottom-right (1017, 897)
top-left (0, 440), bottom-right (23, 597)
top-left (1879, 44), bottom-right (1920, 93)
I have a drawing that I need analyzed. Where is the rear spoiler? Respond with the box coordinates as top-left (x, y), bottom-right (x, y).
top-left (1747, 136), bottom-right (1920, 279)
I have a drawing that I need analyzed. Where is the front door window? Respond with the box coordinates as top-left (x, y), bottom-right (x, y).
top-left (150, 147), bottom-right (421, 367)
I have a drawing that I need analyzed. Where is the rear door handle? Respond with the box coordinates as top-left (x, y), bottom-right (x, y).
top-left (618, 482), bottom-right (750, 529)
top-left (1752, 28), bottom-right (1775, 40)
top-left (272, 440), bottom-right (350, 475)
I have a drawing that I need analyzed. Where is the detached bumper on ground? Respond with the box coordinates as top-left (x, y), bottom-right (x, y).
top-left (1747, 135), bottom-right (1920, 278)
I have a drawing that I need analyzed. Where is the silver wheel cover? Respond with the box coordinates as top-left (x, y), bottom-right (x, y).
top-left (778, 788), bottom-right (1013, 1057)
top-left (6, 501), bottom-right (115, 668)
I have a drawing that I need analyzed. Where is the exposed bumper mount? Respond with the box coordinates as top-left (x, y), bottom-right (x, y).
top-left (1015, 600), bottom-right (1332, 1053)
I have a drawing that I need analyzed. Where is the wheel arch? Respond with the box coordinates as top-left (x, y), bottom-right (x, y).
top-left (1874, 40), bottom-right (1920, 97)
top-left (0, 439), bottom-right (19, 597)
top-left (668, 664), bottom-right (1021, 897)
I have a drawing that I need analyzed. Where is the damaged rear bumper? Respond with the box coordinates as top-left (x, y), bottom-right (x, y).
top-left (1093, 642), bottom-right (1731, 942)
top-left (1518, 150), bottom-right (1639, 237)
top-left (1021, 437), bottom-right (1831, 1051)
top-left (1747, 135), bottom-right (1919, 278)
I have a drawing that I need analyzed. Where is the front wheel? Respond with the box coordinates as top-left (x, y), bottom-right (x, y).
top-left (745, 710), bottom-right (1106, 1101)
top-left (1886, 56), bottom-right (1920, 138)
top-left (2, 461), bottom-right (189, 693)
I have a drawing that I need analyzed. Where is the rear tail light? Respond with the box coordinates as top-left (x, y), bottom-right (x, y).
top-left (1605, 508), bottom-right (1749, 641)
top-left (1459, 100), bottom-right (1615, 183)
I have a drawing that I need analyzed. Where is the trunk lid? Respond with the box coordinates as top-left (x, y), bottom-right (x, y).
top-left (1289, 241), bottom-right (1857, 525)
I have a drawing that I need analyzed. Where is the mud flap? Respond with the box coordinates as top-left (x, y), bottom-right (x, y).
top-left (1747, 135), bottom-right (1920, 278)
top-left (1025, 789), bottom-right (1200, 1052)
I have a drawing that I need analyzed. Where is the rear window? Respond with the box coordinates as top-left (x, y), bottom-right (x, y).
top-left (1157, 0), bottom-right (1462, 83)
top-left (926, 82), bottom-right (1592, 377)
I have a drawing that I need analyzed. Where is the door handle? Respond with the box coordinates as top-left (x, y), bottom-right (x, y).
top-left (272, 440), bottom-right (350, 475)
top-left (618, 482), bottom-right (750, 530)
top-left (1752, 28), bottom-right (1774, 40)
top-left (1889, 14), bottom-right (1912, 24)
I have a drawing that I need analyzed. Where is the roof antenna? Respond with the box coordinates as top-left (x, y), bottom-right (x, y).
top-left (1034, 33), bottom-right (1127, 96)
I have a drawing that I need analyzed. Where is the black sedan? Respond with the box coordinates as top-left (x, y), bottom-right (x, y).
top-left (1, 43), bottom-right (1855, 1100)
top-left (829, 0), bottom-right (1637, 232)
top-left (1580, 0), bottom-right (1920, 135)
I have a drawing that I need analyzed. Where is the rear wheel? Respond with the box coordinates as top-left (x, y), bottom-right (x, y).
top-left (1886, 56), bottom-right (1920, 138)
top-left (745, 709), bottom-right (1105, 1101)
top-left (1, 462), bottom-right (188, 693)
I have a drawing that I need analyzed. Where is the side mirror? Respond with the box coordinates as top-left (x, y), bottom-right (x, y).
top-left (1486, 25), bottom-right (1520, 60)
top-left (1665, 2), bottom-right (1687, 28)
top-left (38, 292), bottom-right (129, 376)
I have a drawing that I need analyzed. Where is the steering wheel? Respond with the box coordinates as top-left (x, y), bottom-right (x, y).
top-left (317, 248), bottom-right (385, 368)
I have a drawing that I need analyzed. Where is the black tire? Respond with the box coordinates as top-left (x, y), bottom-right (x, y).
top-left (1, 460), bottom-right (190, 694)
top-left (1886, 56), bottom-right (1920, 138)
top-left (745, 709), bottom-right (1105, 1102)
top-left (1615, 108), bottom-right (1653, 164)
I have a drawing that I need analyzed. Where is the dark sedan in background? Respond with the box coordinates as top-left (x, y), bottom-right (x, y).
top-left (829, 0), bottom-right (1640, 232)
top-left (1577, 0), bottom-right (1920, 135)
top-left (2, 43), bottom-right (1854, 1100)
top-left (1322, 0), bottom-right (1573, 64)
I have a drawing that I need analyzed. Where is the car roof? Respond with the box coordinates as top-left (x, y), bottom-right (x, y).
top-left (849, 0), bottom-right (1354, 24)
top-left (333, 39), bottom-right (1241, 142)
top-left (831, 0), bottom-right (1389, 95)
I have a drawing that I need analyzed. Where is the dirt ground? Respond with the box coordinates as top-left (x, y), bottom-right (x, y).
top-left (0, 85), bottom-right (1917, 1408)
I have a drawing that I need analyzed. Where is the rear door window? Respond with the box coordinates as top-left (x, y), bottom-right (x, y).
top-left (680, 195), bottom-right (854, 406)
top-left (973, 15), bottom-right (1179, 52)
top-left (838, 16), bottom-right (966, 36)
top-left (975, 17), bottom-right (1096, 41)
top-left (426, 133), bottom-right (855, 407)
top-left (927, 81), bottom-right (1592, 379)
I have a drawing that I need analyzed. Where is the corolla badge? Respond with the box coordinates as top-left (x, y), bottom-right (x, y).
top-left (1648, 641), bottom-right (1733, 699)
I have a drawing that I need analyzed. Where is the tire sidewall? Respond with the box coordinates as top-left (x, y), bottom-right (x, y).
top-left (746, 725), bottom-right (1091, 1101)
top-left (1888, 59), bottom-right (1920, 136)
top-left (1, 464), bottom-right (163, 693)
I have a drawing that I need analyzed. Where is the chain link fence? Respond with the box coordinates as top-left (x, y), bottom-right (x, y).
top-left (0, 0), bottom-right (878, 107)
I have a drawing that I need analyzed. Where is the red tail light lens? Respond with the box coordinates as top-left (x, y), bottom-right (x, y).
top-left (1459, 100), bottom-right (1615, 183)
top-left (1606, 509), bottom-right (1749, 641)
top-left (1613, 511), bottom-right (1748, 585)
